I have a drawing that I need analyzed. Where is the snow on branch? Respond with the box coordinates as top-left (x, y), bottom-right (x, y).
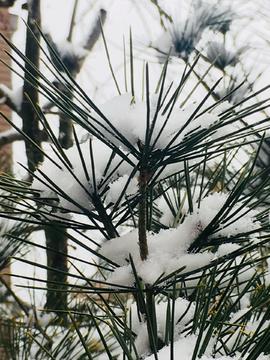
top-left (150, 1), bottom-right (236, 62)
top-left (0, 128), bottom-right (24, 147)
top-left (82, 8), bottom-right (107, 52)
top-left (43, 8), bottom-right (107, 79)
top-left (0, 84), bottom-right (22, 114)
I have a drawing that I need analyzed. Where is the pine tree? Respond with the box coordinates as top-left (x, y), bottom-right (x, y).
top-left (0, 1), bottom-right (270, 359)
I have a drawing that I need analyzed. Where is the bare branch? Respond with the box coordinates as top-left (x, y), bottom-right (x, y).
top-left (67, 0), bottom-right (79, 43)
top-left (82, 8), bottom-right (107, 51)
top-left (0, 84), bottom-right (22, 115)
top-left (0, 126), bottom-right (48, 147)
top-left (0, 128), bottom-right (24, 147)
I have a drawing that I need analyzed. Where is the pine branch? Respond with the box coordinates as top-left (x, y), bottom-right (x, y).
top-left (0, 274), bottom-right (53, 345)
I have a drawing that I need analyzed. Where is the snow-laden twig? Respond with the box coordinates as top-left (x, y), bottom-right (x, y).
top-left (0, 128), bottom-right (24, 147)
top-left (0, 84), bottom-right (22, 114)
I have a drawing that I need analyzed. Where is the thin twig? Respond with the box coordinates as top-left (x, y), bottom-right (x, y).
top-left (67, 0), bottom-right (79, 43)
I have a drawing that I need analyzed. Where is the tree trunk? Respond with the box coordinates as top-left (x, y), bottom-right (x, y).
top-left (21, 0), bottom-right (43, 172)
top-left (45, 227), bottom-right (68, 326)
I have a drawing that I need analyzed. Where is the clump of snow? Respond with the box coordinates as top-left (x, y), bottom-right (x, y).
top-left (100, 192), bottom-right (259, 287)
top-left (94, 93), bottom-right (225, 152)
top-left (145, 334), bottom-right (215, 360)
top-left (139, 301), bottom-right (270, 360)
top-left (215, 243), bottom-right (241, 258)
top-left (195, 193), bottom-right (259, 238)
top-left (100, 223), bottom-right (214, 286)
top-left (32, 138), bottom-right (136, 213)
top-left (0, 83), bottom-right (22, 111)
top-left (146, 341), bottom-right (269, 360)
top-left (156, 186), bottom-right (202, 226)
top-left (106, 175), bottom-right (138, 205)
top-left (55, 39), bottom-right (89, 62)
top-left (128, 297), bottom-right (196, 358)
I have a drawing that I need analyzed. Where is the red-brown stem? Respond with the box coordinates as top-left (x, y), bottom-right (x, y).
top-left (138, 169), bottom-right (149, 261)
